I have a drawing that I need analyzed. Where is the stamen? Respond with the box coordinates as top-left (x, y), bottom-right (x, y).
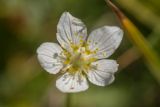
top-left (61, 64), bottom-right (73, 73)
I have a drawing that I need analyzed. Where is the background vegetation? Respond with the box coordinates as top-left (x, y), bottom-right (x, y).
top-left (0, 0), bottom-right (160, 107)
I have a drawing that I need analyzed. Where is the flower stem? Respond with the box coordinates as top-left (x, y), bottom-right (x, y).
top-left (66, 93), bottom-right (72, 107)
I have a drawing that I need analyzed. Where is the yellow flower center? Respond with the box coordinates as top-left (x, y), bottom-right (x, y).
top-left (62, 44), bottom-right (97, 74)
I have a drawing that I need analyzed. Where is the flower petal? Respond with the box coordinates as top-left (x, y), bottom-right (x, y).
top-left (57, 12), bottom-right (87, 52)
top-left (87, 59), bottom-right (118, 86)
top-left (37, 42), bottom-right (64, 74)
top-left (87, 26), bottom-right (123, 59)
top-left (56, 72), bottom-right (88, 93)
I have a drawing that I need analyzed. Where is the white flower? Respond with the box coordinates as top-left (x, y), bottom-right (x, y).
top-left (37, 12), bottom-right (123, 93)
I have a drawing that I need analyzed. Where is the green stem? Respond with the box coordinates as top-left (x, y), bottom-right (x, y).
top-left (66, 93), bottom-right (72, 107)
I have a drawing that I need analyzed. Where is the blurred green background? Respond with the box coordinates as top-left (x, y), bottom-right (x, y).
top-left (0, 0), bottom-right (160, 107)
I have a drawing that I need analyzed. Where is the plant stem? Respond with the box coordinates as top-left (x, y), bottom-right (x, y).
top-left (66, 93), bottom-right (72, 107)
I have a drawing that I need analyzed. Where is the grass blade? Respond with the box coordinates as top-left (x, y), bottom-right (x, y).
top-left (106, 0), bottom-right (160, 83)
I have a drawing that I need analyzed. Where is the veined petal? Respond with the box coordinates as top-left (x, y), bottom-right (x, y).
top-left (87, 59), bottom-right (118, 86)
top-left (57, 12), bottom-right (87, 52)
top-left (87, 26), bottom-right (123, 59)
top-left (56, 72), bottom-right (88, 93)
top-left (37, 42), bottom-right (64, 74)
